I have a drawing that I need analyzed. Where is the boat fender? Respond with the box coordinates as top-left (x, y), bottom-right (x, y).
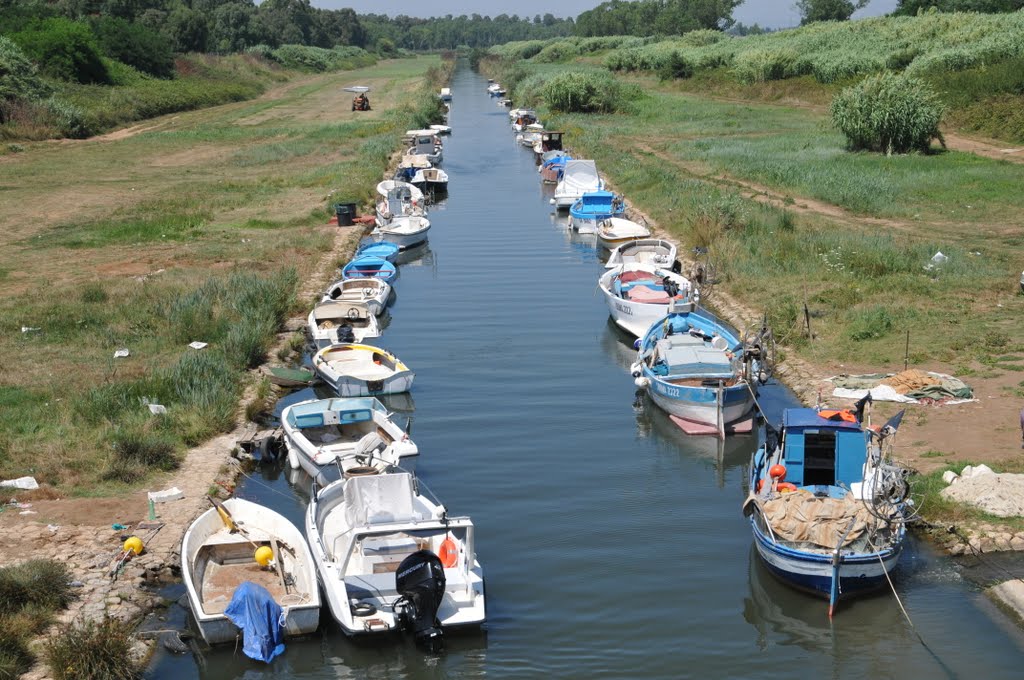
top-left (439, 537), bottom-right (458, 568)
top-left (769, 464), bottom-right (787, 480)
top-left (630, 361), bottom-right (643, 377)
top-left (634, 376), bottom-right (650, 389)
top-left (633, 339), bottom-right (642, 351)
top-left (777, 482), bottom-right (797, 493)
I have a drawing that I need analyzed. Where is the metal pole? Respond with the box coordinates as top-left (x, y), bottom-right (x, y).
top-left (904, 330), bottom-right (910, 371)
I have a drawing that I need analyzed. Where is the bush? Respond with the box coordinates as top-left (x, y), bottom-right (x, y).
top-left (10, 18), bottom-right (110, 84)
top-left (540, 70), bottom-right (637, 114)
top-left (0, 559), bottom-right (72, 612)
top-left (658, 51), bottom-right (694, 81)
top-left (0, 36), bottom-right (50, 123)
top-left (46, 617), bottom-right (141, 680)
top-left (831, 72), bottom-right (945, 154)
top-left (109, 427), bottom-right (178, 472)
top-left (91, 17), bottom-right (174, 78)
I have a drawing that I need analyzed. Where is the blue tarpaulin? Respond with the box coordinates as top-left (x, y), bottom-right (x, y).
top-left (223, 581), bottom-right (285, 663)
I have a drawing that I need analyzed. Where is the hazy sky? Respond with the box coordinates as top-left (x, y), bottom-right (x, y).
top-left (315, 0), bottom-right (899, 29)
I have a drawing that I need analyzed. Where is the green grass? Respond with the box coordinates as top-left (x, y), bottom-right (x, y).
top-left (0, 560), bottom-right (73, 678)
top-left (0, 55), bottom-right (447, 493)
top-left (46, 616), bottom-right (141, 680)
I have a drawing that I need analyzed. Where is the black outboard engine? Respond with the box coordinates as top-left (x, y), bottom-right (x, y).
top-left (395, 550), bottom-right (446, 652)
top-left (336, 325), bottom-right (355, 343)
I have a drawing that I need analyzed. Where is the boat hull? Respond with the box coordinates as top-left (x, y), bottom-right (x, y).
top-left (645, 375), bottom-right (755, 429)
top-left (374, 219), bottom-right (431, 250)
top-left (601, 287), bottom-right (676, 338)
top-left (193, 606), bottom-right (320, 646)
top-left (752, 521), bottom-right (902, 599)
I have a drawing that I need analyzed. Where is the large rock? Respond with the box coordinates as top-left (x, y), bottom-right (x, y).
top-left (941, 473), bottom-right (1024, 518)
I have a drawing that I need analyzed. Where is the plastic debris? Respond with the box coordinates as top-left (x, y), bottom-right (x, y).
top-left (0, 476), bottom-right (39, 490)
top-left (148, 403), bottom-right (167, 415)
top-left (188, 341), bottom-right (208, 350)
top-left (19, 510), bottom-right (36, 515)
top-left (931, 251), bottom-right (949, 264)
top-left (114, 349), bottom-right (130, 358)
top-left (148, 487), bottom-right (184, 503)
top-left (20, 326), bottom-right (40, 333)
top-left (112, 523), bottom-right (127, 531)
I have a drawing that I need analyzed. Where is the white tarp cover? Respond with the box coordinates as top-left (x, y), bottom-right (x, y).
top-left (343, 473), bottom-right (422, 527)
top-left (561, 160), bottom-right (600, 194)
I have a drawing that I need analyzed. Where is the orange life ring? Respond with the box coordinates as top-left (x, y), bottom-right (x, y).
top-left (439, 537), bottom-right (458, 568)
top-left (777, 482), bottom-right (797, 493)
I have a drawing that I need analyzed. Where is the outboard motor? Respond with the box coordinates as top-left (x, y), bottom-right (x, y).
top-left (395, 550), bottom-right (446, 652)
top-left (336, 325), bottom-right (355, 343)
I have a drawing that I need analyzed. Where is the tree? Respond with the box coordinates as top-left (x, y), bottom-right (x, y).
top-left (166, 7), bottom-right (209, 52)
top-left (795, 0), bottom-right (869, 24)
top-left (893, 0), bottom-right (1024, 13)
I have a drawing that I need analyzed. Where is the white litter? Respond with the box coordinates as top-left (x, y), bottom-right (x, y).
top-left (148, 487), bottom-right (184, 503)
top-left (20, 326), bottom-right (40, 333)
top-left (19, 510), bottom-right (36, 515)
top-left (114, 349), bottom-right (130, 358)
top-left (47, 524), bottom-right (60, 533)
top-left (0, 476), bottom-right (39, 490)
top-left (931, 251), bottom-right (949, 264)
top-left (188, 341), bottom-right (208, 350)
top-left (148, 403), bottom-right (167, 415)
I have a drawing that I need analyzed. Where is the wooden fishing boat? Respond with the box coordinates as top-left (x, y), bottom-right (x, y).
top-left (599, 264), bottom-right (696, 338)
top-left (743, 407), bottom-right (908, 616)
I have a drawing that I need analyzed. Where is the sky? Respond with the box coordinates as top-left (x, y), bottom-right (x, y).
top-left (315, 0), bottom-right (900, 29)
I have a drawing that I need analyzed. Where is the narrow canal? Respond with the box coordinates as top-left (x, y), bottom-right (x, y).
top-left (148, 63), bottom-right (1024, 679)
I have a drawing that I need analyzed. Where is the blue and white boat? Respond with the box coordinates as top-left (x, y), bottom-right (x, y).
top-left (539, 153), bottom-right (571, 185)
top-left (744, 407), bottom-right (908, 616)
top-left (341, 256), bottom-right (397, 284)
top-left (356, 240), bottom-right (400, 263)
top-left (632, 306), bottom-right (770, 435)
top-left (568, 190), bottom-right (624, 234)
top-left (552, 160), bottom-right (601, 211)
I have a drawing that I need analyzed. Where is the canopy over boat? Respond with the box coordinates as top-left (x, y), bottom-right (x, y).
top-left (561, 160), bottom-right (601, 195)
top-left (343, 86), bottom-right (370, 93)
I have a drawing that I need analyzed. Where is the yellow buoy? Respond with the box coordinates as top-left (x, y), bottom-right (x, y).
top-left (123, 536), bottom-right (144, 555)
top-left (254, 546), bottom-right (274, 567)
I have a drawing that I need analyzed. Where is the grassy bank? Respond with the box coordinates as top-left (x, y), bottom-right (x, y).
top-left (489, 13), bottom-right (1024, 143)
top-left (482, 56), bottom-right (1024, 377)
top-left (2, 46), bottom-right (377, 142)
top-left (0, 560), bottom-right (74, 678)
top-left (0, 56), bottom-right (447, 494)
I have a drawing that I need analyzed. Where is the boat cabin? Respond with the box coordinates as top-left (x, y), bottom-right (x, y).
top-left (779, 409), bottom-right (868, 488)
top-left (285, 398), bottom-right (391, 455)
top-left (539, 131), bottom-right (564, 153)
top-left (513, 111), bottom-right (538, 127)
top-left (406, 130), bottom-right (440, 156)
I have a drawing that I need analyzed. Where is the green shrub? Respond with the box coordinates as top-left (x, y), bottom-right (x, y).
top-left (109, 427), bottom-right (178, 471)
top-left (0, 559), bottom-right (72, 612)
top-left (540, 70), bottom-right (637, 113)
top-left (831, 72), bottom-right (945, 154)
top-left (0, 36), bottom-right (49, 122)
top-left (847, 304), bottom-right (897, 341)
top-left (10, 18), bottom-right (110, 84)
top-left (268, 44), bottom-right (375, 72)
top-left (46, 617), bottom-right (141, 680)
top-left (658, 51), bottom-right (694, 81)
top-left (733, 47), bottom-right (805, 83)
top-left (91, 17), bottom-right (174, 78)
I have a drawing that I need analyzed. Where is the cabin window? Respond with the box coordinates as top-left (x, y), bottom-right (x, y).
top-left (803, 430), bottom-right (836, 486)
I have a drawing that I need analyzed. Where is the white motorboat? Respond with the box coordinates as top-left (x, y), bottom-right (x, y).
top-left (373, 214), bottom-right (431, 250)
top-left (375, 180), bottom-right (425, 226)
top-left (411, 167), bottom-right (449, 193)
top-left (552, 160), bottom-right (601, 210)
top-left (322, 277), bottom-right (391, 316)
top-left (306, 471), bottom-right (485, 648)
top-left (439, 87), bottom-right (452, 102)
top-left (406, 129), bottom-right (443, 165)
top-left (282, 397), bottom-right (417, 478)
top-left (429, 124), bottom-right (452, 135)
top-left (511, 109), bottom-right (538, 132)
top-left (313, 343), bottom-right (415, 396)
top-left (599, 263), bottom-right (696, 338)
top-left (182, 498), bottom-right (320, 647)
top-left (516, 123), bottom-right (544, 148)
top-left (596, 217), bottom-right (652, 250)
top-left (308, 299), bottom-right (379, 350)
top-left (605, 238), bottom-right (678, 269)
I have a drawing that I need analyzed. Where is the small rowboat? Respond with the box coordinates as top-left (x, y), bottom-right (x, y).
top-left (313, 343), bottom-right (415, 397)
top-left (605, 238), bottom-right (677, 269)
top-left (373, 215), bottom-right (431, 250)
top-left (341, 256), bottom-right (397, 284)
top-left (356, 240), bottom-right (400, 262)
top-left (596, 217), bottom-right (651, 249)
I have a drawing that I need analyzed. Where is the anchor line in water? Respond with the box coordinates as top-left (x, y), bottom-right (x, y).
top-left (865, 534), bottom-right (959, 680)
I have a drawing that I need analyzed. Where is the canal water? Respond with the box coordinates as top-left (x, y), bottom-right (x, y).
top-left (148, 64), bottom-right (1024, 679)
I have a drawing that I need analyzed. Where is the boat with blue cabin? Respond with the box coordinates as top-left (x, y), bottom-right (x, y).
top-left (743, 406), bottom-right (908, 616)
top-left (632, 305), bottom-right (772, 436)
top-left (568, 190), bottom-right (625, 234)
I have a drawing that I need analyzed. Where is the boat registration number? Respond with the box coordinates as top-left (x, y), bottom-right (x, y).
top-left (655, 383), bottom-right (681, 398)
top-left (613, 302), bottom-right (633, 315)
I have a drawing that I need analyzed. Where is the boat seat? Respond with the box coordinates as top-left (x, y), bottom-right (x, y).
top-left (662, 345), bottom-right (733, 378)
top-left (345, 572), bottom-right (400, 599)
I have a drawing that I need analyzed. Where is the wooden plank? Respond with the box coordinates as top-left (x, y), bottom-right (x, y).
top-left (270, 537), bottom-right (289, 594)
